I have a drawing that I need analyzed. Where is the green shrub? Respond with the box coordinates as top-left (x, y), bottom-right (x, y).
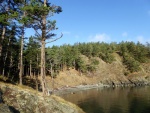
top-left (123, 55), bottom-right (141, 72)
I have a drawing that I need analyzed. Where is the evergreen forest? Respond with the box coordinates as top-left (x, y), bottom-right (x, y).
top-left (0, 0), bottom-right (150, 94)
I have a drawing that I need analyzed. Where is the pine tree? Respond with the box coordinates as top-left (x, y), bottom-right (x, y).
top-left (23, 0), bottom-right (62, 95)
top-left (25, 36), bottom-right (40, 78)
top-left (0, 0), bottom-right (18, 57)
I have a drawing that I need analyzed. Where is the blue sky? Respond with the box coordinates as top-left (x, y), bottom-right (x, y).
top-left (26, 0), bottom-right (150, 46)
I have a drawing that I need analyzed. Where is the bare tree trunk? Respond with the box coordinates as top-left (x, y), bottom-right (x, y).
top-left (36, 53), bottom-right (39, 91)
top-left (40, 0), bottom-right (48, 95)
top-left (30, 60), bottom-right (32, 79)
top-left (50, 62), bottom-right (54, 93)
top-left (26, 65), bottom-right (28, 76)
top-left (41, 40), bottom-right (47, 95)
top-left (28, 67), bottom-right (30, 76)
top-left (0, 26), bottom-right (6, 57)
top-left (19, 31), bottom-right (23, 85)
top-left (19, 4), bottom-right (26, 85)
top-left (0, 26), bottom-right (5, 75)
top-left (35, 74), bottom-right (38, 91)
top-left (19, 26), bottom-right (24, 85)
top-left (2, 37), bottom-right (11, 76)
top-left (7, 52), bottom-right (13, 78)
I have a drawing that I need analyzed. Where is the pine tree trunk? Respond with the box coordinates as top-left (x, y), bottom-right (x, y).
top-left (35, 74), bottom-right (38, 91)
top-left (41, 40), bottom-right (47, 95)
top-left (30, 60), bottom-right (32, 79)
top-left (19, 5), bottom-right (26, 85)
top-left (40, 0), bottom-right (48, 95)
top-left (2, 37), bottom-right (11, 76)
top-left (36, 54), bottom-right (39, 91)
top-left (19, 26), bottom-right (24, 85)
top-left (0, 26), bottom-right (6, 57)
top-left (8, 52), bottom-right (13, 78)
top-left (50, 62), bottom-right (54, 92)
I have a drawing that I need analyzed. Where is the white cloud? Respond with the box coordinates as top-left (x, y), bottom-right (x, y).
top-left (122, 32), bottom-right (128, 37)
top-left (89, 33), bottom-right (110, 42)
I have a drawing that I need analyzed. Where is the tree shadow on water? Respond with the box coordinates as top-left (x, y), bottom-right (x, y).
top-left (129, 97), bottom-right (150, 113)
top-left (78, 99), bottom-right (104, 113)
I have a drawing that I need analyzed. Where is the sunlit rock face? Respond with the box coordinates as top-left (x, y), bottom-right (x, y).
top-left (0, 83), bottom-right (85, 113)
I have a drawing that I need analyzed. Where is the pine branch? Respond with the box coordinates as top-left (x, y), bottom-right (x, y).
top-left (46, 33), bottom-right (63, 44)
top-left (33, 28), bottom-right (41, 37)
top-left (46, 27), bottom-right (54, 34)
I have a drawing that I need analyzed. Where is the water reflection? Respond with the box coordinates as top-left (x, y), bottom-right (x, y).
top-left (60, 87), bottom-right (150, 113)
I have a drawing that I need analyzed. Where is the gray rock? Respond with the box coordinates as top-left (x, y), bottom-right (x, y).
top-left (0, 104), bottom-right (14, 113)
top-left (0, 83), bottom-right (85, 113)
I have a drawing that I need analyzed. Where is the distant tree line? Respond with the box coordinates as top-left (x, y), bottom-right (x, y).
top-left (45, 41), bottom-right (150, 75)
top-left (0, 31), bottom-right (150, 83)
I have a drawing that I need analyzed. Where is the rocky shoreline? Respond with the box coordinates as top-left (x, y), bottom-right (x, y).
top-left (0, 80), bottom-right (150, 113)
top-left (54, 81), bottom-right (150, 95)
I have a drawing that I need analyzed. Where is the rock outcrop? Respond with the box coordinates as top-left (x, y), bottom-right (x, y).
top-left (0, 104), bottom-right (14, 113)
top-left (0, 82), bottom-right (85, 113)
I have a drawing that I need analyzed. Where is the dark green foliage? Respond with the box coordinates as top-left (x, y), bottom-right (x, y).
top-left (21, 0), bottom-right (62, 41)
top-left (0, 0), bottom-right (62, 82)
top-left (43, 41), bottom-right (150, 75)
top-left (46, 46), bottom-right (62, 76)
top-left (99, 52), bottom-right (115, 63)
top-left (87, 64), bottom-right (96, 72)
top-left (24, 36), bottom-right (40, 71)
top-left (118, 41), bottom-right (149, 72)
top-left (87, 58), bottom-right (99, 72)
top-left (29, 40), bottom-right (150, 79)
top-left (77, 42), bottom-right (115, 63)
top-left (0, 25), bottom-right (20, 78)
top-left (90, 58), bottom-right (99, 65)
top-left (123, 54), bottom-right (141, 72)
top-left (76, 56), bottom-right (87, 73)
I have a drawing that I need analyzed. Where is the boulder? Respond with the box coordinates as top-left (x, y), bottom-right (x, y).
top-left (0, 82), bottom-right (85, 113)
top-left (0, 104), bottom-right (14, 113)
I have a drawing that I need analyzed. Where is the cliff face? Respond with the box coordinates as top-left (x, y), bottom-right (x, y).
top-left (0, 82), bottom-right (85, 113)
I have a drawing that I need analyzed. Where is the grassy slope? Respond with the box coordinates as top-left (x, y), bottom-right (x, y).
top-left (46, 53), bottom-right (150, 89)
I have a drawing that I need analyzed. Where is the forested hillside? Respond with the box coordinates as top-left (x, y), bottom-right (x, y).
top-left (0, 37), bottom-right (150, 87)
top-left (46, 42), bottom-right (150, 75)
top-left (0, 0), bottom-right (150, 91)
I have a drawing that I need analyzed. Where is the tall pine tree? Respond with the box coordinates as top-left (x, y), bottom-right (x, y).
top-left (22, 0), bottom-right (62, 95)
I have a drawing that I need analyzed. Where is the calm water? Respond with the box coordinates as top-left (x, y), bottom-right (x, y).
top-left (60, 87), bottom-right (150, 113)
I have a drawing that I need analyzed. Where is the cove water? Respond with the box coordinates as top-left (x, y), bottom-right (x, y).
top-left (60, 86), bottom-right (150, 113)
